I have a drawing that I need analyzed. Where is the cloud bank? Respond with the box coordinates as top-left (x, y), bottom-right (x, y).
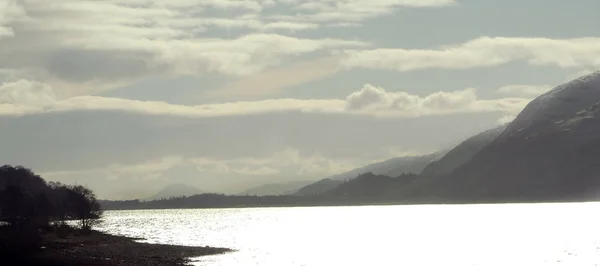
top-left (340, 37), bottom-right (600, 72)
top-left (0, 80), bottom-right (531, 118)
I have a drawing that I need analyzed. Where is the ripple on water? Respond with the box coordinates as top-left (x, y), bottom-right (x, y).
top-left (96, 203), bottom-right (600, 266)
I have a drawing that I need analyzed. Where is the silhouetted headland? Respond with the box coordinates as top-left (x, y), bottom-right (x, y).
top-left (0, 165), bottom-right (230, 266)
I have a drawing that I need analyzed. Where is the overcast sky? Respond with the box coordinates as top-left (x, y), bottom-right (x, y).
top-left (1, 0), bottom-right (599, 199)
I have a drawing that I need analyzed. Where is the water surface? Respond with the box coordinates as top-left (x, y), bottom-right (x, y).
top-left (97, 203), bottom-right (600, 266)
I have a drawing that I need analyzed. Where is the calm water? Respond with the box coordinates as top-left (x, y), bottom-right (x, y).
top-left (97, 203), bottom-right (600, 266)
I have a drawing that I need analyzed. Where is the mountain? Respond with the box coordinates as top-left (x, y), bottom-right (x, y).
top-left (294, 178), bottom-right (343, 196)
top-left (329, 152), bottom-right (446, 181)
top-left (320, 173), bottom-right (421, 203)
top-left (304, 71), bottom-right (600, 203)
top-left (293, 152), bottom-right (445, 196)
top-left (238, 180), bottom-right (315, 196)
top-left (421, 125), bottom-right (507, 176)
top-left (102, 72), bottom-right (600, 210)
top-left (146, 183), bottom-right (203, 201)
top-left (431, 71), bottom-right (600, 202)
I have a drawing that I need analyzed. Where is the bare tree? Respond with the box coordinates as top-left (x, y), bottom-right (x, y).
top-left (65, 185), bottom-right (103, 231)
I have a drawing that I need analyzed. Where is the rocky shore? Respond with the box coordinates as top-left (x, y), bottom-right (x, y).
top-left (1, 230), bottom-right (232, 266)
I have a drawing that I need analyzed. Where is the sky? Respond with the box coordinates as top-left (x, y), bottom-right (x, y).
top-left (1, 0), bottom-right (599, 199)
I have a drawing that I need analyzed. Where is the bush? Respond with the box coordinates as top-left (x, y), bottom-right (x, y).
top-left (54, 222), bottom-right (73, 239)
top-left (0, 226), bottom-right (43, 255)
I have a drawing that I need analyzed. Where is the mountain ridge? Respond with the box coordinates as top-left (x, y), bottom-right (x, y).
top-left (146, 183), bottom-right (203, 201)
top-left (237, 180), bottom-right (315, 196)
top-left (435, 71), bottom-right (600, 202)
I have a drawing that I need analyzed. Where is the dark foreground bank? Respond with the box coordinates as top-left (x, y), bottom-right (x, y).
top-left (0, 229), bottom-right (231, 266)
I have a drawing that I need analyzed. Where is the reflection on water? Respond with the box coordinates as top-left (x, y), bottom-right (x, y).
top-left (97, 203), bottom-right (600, 266)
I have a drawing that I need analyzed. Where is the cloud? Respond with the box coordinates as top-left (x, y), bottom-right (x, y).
top-left (210, 56), bottom-right (342, 99)
top-left (0, 80), bottom-right (531, 118)
top-left (497, 114), bottom-right (516, 125)
top-left (42, 147), bottom-right (358, 198)
top-left (0, 79), bottom-right (56, 105)
top-left (189, 148), bottom-right (356, 177)
top-left (0, 0), bottom-right (458, 98)
top-left (565, 69), bottom-right (600, 82)
top-left (0, 0), bottom-right (372, 97)
top-left (43, 156), bottom-right (186, 182)
top-left (106, 156), bottom-right (186, 178)
top-left (233, 166), bottom-right (281, 176)
top-left (278, 0), bottom-right (456, 24)
top-left (345, 84), bottom-right (529, 117)
top-left (340, 37), bottom-right (600, 72)
top-left (0, 0), bottom-right (25, 38)
top-left (497, 85), bottom-right (552, 97)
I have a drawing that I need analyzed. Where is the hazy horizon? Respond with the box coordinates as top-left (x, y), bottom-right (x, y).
top-left (1, 0), bottom-right (599, 199)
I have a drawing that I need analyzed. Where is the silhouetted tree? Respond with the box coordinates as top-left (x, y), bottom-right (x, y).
top-left (0, 166), bottom-right (49, 228)
top-left (0, 165), bottom-right (103, 230)
top-left (65, 185), bottom-right (103, 231)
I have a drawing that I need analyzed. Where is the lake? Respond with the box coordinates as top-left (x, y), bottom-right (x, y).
top-left (97, 203), bottom-right (600, 266)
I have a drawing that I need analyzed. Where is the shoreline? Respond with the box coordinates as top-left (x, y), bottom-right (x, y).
top-left (101, 198), bottom-right (600, 211)
top-left (1, 230), bottom-right (232, 266)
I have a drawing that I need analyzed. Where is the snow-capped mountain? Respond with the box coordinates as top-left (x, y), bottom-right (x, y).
top-left (434, 71), bottom-right (600, 202)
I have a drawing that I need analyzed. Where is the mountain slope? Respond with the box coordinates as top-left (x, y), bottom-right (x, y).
top-left (329, 152), bottom-right (446, 181)
top-left (147, 183), bottom-right (203, 201)
top-left (294, 178), bottom-right (343, 196)
top-left (421, 125), bottom-right (507, 176)
top-left (294, 152), bottom-right (445, 196)
top-left (238, 180), bottom-right (315, 196)
top-left (432, 71), bottom-right (600, 202)
top-left (321, 172), bottom-right (420, 201)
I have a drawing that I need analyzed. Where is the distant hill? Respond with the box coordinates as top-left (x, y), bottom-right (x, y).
top-left (293, 152), bottom-right (445, 196)
top-left (321, 172), bottom-right (421, 201)
top-left (146, 183), bottom-right (202, 201)
top-left (294, 178), bottom-right (343, 196)
top-left (329, 152), bottom-right (447, 181)
top-left (238, 180), bottom-right (315, 196)
top-left (102, 71), bottom-right (600, 209)
top-left (421, 125), bottom-right (507, 176)
top-left (304, 71), bottom-right (600, 203)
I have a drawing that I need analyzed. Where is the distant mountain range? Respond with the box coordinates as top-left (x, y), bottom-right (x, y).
top-left (102, 71), bottom-right (600, 210)
top-left (146, 183), bottom-right (203, 201)
top-left (331, 152), bottom-right (447, 181)
top-left (237, 180), bottom-right (315, 196)
top-left (293, 151), bottom-right (446, 196)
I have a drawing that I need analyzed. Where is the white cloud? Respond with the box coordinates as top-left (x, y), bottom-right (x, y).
top-left (0, 0), bottom-right (372, 97)
top-left (0, 0), bottom-right (26, 38)
top-left (146, 34), bottom-right (366, 77)
top-left (233, 166), bottom-right (281, 176)
top-left (0, 0), bottom-right (459, 97)
top-left (189, 147), bottom-right (356, 177)
top-left (345, 84), bottom-right (529, 117)
top-left (565, 69), bottom-right (600, 82)
top-left (497, 114), bottom-right (516, 125)
top-left (0, 79), bottom-right (56, 105)
top-left (44, 156), bottom-right (186, 182)
top-left (497, 85), bottom-right (552, 97)
top-left (340, 37), bottom-right (600, 72)
top-left (42, 147), bottom-right (359, 198)
top-left (106, 156), bottom-right (185, 178)
top-left (0, 80), bottom-right (532, 118)
top-left (211, 56), bottom-right (341, 99)
top-left (282, 0), bottom-right (456, 23)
